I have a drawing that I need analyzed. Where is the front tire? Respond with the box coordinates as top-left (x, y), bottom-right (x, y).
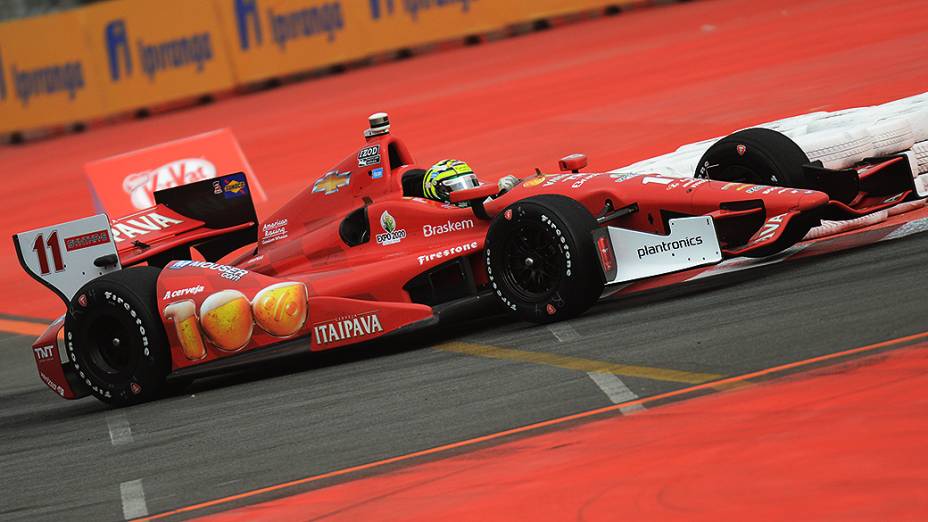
top-left (696, 128), bottom-right (811, 188)
top-left (65, 267), bottom-right (171, 406)
top-left (485, 195), bottom-right (604, 324)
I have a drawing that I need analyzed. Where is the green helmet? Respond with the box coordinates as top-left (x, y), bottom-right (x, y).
top-left (423, 159), bottom-right (479, 202)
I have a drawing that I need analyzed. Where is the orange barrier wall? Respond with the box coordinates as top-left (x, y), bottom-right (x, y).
top-left (0, 0), bottom-right (641, 134)
top-left (0, 10), bottom-right (106, 132)
top-left (78, 0), bottom-right (237, 115)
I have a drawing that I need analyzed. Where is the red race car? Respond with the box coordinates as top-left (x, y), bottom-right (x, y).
top-left (13, 113), bottom-right (920, 405)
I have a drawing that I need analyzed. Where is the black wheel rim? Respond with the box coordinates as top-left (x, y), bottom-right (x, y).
top-left (86, 314), bottom-right (135, 375)
top-left (501, 220), bottom-right (563, 302)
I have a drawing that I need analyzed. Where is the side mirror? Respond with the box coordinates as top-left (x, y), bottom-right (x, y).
top-left (448, 184), bottom-right (499, 220)
top-left (559, 153), bottom-right (588, 173)
top-left (448, 183), bottom-right (498, 204)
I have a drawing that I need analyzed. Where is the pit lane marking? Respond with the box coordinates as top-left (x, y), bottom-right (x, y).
top-left (107, 413), bottom-right (134, 445)
top-left (121, 479), bottom-right (149, 519)
top-left (587, 372), bottom-right (646, 414)
top-left (435, 342), bottom-right (721, 384)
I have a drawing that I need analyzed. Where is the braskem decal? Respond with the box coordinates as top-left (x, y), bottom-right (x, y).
top-left (11, 61), bottom-right (85, 107)
top-left (105, 19), bottom-right (214, 82)
top-left (368, 0), bottom-right (474, 21)
top-left (233, 0), bottom-right (345, 52)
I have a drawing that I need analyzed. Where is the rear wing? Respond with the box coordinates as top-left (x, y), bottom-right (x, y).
top-left (119, 172), bottom-right (258, 266)
top-left (13, 172), bottom-right (258, 305)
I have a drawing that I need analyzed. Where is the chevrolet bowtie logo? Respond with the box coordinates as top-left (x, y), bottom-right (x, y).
top-left (312, 171), bottom-right (351, 195)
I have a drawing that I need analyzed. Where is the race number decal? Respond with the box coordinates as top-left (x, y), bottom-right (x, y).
top-left (13, 214), bottom-right (121, 303)
top-left (31, 231), bottom-right (65, 275)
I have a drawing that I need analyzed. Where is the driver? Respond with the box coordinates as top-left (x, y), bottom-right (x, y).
top-left (419, 159), bottom-right (519, 205)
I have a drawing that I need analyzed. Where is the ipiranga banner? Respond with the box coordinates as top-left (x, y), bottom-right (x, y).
top-left (0, 0), bottom-right (638, 134)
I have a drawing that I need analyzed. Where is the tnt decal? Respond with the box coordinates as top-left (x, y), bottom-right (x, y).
top-left (105, 19), bottom-right (214, 82)
top-left (234, 0), bottom-right (345, 51)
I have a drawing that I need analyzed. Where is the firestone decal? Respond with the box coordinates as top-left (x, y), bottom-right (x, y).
top-left (313, 312), bottom-right (383, 345)
top-left (169, 260), bottom-right (248, 281)
top-left (111, 212), bottom-right (184, 242)
top-left (376, 211), bottom-right (406, 245)
top-left (312, 170), bottom-right (350, 195)
top-left (417, 241), bottom-right (479, 265)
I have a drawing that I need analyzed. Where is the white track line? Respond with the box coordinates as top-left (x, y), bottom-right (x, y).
top-left (120, 479), bottom-right (148, 520)
top-left (547, 324), bottom-right (580, 343)
top-left (106, 414), bottom-right (134, 446)
top-left (587, 372), bottom-right (646, 414)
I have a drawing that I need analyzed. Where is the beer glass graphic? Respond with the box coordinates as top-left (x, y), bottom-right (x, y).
top-left (163, 300), bottom-right (207, 360)
top-left (199, 290), bottom-right (254, 351)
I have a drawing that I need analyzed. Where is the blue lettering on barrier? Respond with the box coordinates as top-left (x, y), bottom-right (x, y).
top-left (369, 0), bottom-right (472, 21)
top-left (137, 34), bottom-right (213, 81)
top-left (104, 19), bottom-right (216, 82)
top-left (106, 20), bottom-right (133, 81)
top-left (235, 0), bottom-right (263, 50)
top-left (268, 2), bottom-right (344, 50)
top-left (0, 47), bottom-right (7, 101)
top-left (368, 0), bottom-right (395, 19)
top-left (12, 61), bottom-right (85, 106)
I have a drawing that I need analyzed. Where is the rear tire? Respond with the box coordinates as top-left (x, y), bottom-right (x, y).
top-left (65, 267), bottom-right (171, 407)
top-left (696, 128), bottom-right (811, 188)
top-left (485, 195), bottom-right (604, 324)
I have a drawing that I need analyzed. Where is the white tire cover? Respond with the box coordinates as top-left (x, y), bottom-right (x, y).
top-left (794, 127), bottom-right (874, 170)
top-left (868, 117), bottom-right (915, 157)
top-left (757, 111), bottom-right (829, 134)
top-left (900, 108), bottom-right (928, 143)
top-left (914, 141), bottom-right (928, 174)
top-left (674, 137), bottom-right (720, 155)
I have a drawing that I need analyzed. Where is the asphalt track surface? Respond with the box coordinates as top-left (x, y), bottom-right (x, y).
top-left (2, 0), bottom-right (928, 520)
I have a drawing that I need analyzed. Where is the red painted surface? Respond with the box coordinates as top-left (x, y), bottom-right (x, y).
top-left (4, 0), bottom-right (928, 320)
top-left (199, 343), bottom-right (928, 522)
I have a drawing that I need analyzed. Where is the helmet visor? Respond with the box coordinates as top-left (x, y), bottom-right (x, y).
top-left (441, 173), bottom-right (479, 194)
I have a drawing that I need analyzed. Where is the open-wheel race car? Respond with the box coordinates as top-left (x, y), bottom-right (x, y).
top-left (14, 113), bottom-right (924, 405)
